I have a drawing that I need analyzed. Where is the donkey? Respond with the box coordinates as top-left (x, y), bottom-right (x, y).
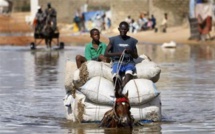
top-left (99, 91), bottom-right (134, 129)
top-left (42, 20), bottom-right (54, 48)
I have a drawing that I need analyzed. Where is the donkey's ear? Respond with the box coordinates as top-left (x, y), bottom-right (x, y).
top-left (115, 91), bottom-right (120, 98)
top-left (125, 91), bottom-right (129, 98)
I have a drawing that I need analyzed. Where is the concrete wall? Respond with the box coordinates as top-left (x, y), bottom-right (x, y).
top-left (39, 0), bottom-right (75, 23)
top-left (38, 0), bottom-right (110, 23)
top-left (110, 0), bottom-right (189, 28)
top-left (11, 0), bottom-right (30, 12)
top-left (110, 0), bottom-right (149, 27)
top-left (11, 0), bottom-right (193, 27)
top-left (150, 0), bottom-right (189, 27)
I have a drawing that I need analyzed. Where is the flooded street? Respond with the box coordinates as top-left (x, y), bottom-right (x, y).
top-left (0, 44), bottom-right (215, 134)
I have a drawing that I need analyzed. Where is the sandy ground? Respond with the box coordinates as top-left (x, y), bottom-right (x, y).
top-left (0, 12), bottom-right (215, 46)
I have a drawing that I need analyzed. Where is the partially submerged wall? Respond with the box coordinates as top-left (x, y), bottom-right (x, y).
top-left (110, 0), bottom-right (149, 27)
top-left (110, 0), bottom-right (189, 28)
top-left (38, 0), bottom-right (110, 23)
top-left (150, 0), bottom-right (189, 27)
top-left (12, 0), bottom-right (192, 27)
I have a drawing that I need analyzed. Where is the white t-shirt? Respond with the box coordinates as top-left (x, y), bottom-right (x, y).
top-left (125, 17), bottom-right (132, 24)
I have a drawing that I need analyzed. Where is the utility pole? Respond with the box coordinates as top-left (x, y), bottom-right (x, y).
top-left (30, 0), bottom-right (38, 18)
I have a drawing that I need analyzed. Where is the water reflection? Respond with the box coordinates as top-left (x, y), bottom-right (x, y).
top-left (0, 32), bottom-right (33, 37)
top-left (190, 45), bottom-right (215, 61)
top-left (0, 44), bottom-right (215, 133)
top-left (138, 44), bottom-right (215, 62)
top-left (137, 44), bottom-right (191, 62)
top-left (31, 50), bottom-right (59, 86)
top-left (60, 122), bottom-right (162, 134)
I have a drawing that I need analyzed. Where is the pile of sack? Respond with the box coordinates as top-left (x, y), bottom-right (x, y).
top-left (63, 54), bottom-right (162, 122)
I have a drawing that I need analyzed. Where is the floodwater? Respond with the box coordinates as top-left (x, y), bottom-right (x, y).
top-left (0, 43), bottom-right (215, 134)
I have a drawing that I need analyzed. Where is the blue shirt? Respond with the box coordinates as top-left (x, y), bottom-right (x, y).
top-left (109, 35), bottom-right (138, 62)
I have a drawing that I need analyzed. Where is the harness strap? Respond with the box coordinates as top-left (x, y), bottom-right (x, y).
top-left (116, 97), bottom-right (129, 103)
top-left (114, 50), bottom-right (126, 88)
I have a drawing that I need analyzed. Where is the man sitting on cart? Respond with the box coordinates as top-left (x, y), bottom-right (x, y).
top-left (75, 28), bottom-right (110, 68)
top-left (45, 3), bottom-right (57, 31)
top-left (105, 21), bottom-right (139, 95)
top-left (34, 6), bottom-right (45, 33)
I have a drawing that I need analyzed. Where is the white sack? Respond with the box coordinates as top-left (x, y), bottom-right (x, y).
top-left (123, 79), bottom-right (160, 106)
top-left (80, 77), bottom-right (160, 106)
top-left (81, 95), bottom-right (161, 122)
top-left (135, 61), bottom-right (161, 83)
top-left (63, 92), bottom-right (86, 122)
top-left (79, 76), bottom-right (115, 105)
top-left (86, 61), bottom-right (113, 81)
top-left (64, 60), bottom-right (77, 92)
top-left (64, 92), bottom-right (161, 122)
top-left (73, 61), bottom-right (113, 82)
top-left (73, 69), bottom-right (83, 88)
top-left (82, 102), bottom-right (161, 122)
top-left (134, 54), bottom-right (151, 64)
top-left (73, 69), bottom-right (80, 81)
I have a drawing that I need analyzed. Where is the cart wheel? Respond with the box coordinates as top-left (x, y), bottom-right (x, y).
top-left (30, 42), bottom-right (36, 50)
top-left (59, 42), bottom-right (64, 49)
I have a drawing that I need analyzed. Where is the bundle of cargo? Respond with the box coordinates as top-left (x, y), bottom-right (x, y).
top-left (64, 54), bottom-right (162, 122)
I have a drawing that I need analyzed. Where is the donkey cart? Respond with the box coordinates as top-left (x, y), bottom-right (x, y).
top-left (30, 29), bottom-right (64, 50)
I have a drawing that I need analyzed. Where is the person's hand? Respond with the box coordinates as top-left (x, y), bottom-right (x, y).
top-left (125, 49), bottom-right (132, 54)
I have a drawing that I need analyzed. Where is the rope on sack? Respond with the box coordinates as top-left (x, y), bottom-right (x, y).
top-left (133, 79), bottom-right (143, 119)
top-left (97, 62), bottom-right (105, 120)
top-left (72, 85), bottom-right (76, 98)
top-left (96, 63), bottom-right (103, 101)
top-left (95, 68), bottom-right (102, 120)
top-left (78, 62), bottom-right (89, 86)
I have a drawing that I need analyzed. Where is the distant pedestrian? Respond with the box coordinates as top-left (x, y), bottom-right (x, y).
top-left (125, 15), bottom-right (132, 24)
top-left (197, 14), bottom-right (212, 40)
top-left (137, 14), bottom-right (144, 31)
top-left (130, 19), bottom-right (139, 33)
top-left (107, 17), bottom-right (111, 29)
top-left (155, 13), bottom-right (168, 33)
top-left (146, 18), bottom-right (153, 29)
top-left (142, 13), bottom-right (149, 30)
top-left (151, 15), bottom-right (156, 29)
top-left (74, 8), bottom-right (82, 31)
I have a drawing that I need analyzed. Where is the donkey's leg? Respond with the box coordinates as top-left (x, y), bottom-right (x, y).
top-left (45, 38), bottom-right (49, 48)
top-left (49, 38), bottom-right (52, 48)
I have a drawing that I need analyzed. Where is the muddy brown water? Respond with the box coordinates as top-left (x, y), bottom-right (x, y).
top-left (0, 44), bottom-right (214, 134)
